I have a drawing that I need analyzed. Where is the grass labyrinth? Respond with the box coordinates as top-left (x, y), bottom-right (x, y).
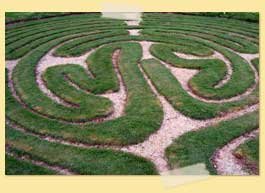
top-left (5, 13), bottom-right (259, 175)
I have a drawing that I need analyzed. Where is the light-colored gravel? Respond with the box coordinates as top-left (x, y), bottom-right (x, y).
top-left (125, 20), bottom-right (140, 26)
top-left (139, 41), bottom-right (154, 59)
top-left (6, 98), bottom-right (258, 174)
top-left (6, 59), bottom-right (21, 103)
top-left (128, 29), bottom-right (140, 36)
top-left (56, 49), bottom-right (127, 122)
top-left (212, 129), bottom-right (259, 175)
top-left (165, 59), bottom-right (259, 104)
top-left (236, 52), bottom-right (259, 64)
top-left (36, 45), bottom-right (127, 122)
top-left (98, 49), bottom-right (127, 121)
top-left (174, 51), bottom-right (232, 88)
top-left (5, 59), bottom-right (19, 72)
top-left (139, 40), bottom-right (259, 104)
top-left (7, 43), bottom-right (127, 123)
top-left (5, 21), bottom-right (259, 175)
top-left (36, 45), bottom-right (95, 107)
top-left (120, 41), bottom-right (259, 173)
top-left (119, 57), bottom-right (258, 172)
top-left (126, 18), bottom-right (140, 36)
top-left (121, 62), bottom-right (202, 172)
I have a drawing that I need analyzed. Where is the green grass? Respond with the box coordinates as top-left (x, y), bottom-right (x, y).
top-left (5, 13), bottom-right (259, 175)
top-left (5, 12), bottom-right (100, 24)
top-left (142, 22), bottom-right (257, 39)
top-left (6, 13), bottom-right (101, 30)
top-left (6, 126), bottom-right (157, 175)
top-left (6, 12), bottom-right (36, 20)
top-left (5, 154), bottom-right (57, 175)
top-left (251, 58), bottom-right (259, 72)
top-left (178, 12), bottom-right (259, 23)
top-left (234, 137), bottom-right (259, 174)
top-left (6, 17), bottom-right (116, 40)
top-left (13, 51), bottom-right (113, 122)
top-left (5, 14), bottom-right (127, 59)
top-left (6, 42), bottom-right (163, 145)
top-left (145, 29), bottom-right (258, 53)
top-left (6, 23), bottom-right (126, 46)
top-left (6, 25), bottom-right (127, 60)
top-left (237, 138), bottom-right (259, 162)
top-left (141, 58), bottom-right (258, 119)
top-left (149, 42), bottom-right (255, 100)
top-left (54, 31), bottom-right (129, 57)
top-left (165, 111), bottom-right (259, 174)
top-left (6, 12), bottom-right (66, 23)
top-left (141, 13), bottom-right (258, 31)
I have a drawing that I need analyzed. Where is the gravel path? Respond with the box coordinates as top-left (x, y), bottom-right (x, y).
top-left (36, 45), bottom-right (95, 107)
top-left (235, 52), bottom-right (259, 65)
top-left (98, 49), bottom-right (127, 121)
top-left (140, 41), bottom-right (259, 104)
top-left (119, 58), bottom-right (258, 172)
top-left (125, 20), bottom-right (140, 26)
top-left (140, 41), bottom-right (155, 59)
top-left (62, 49), bottom-right (127, 122)
top-left (5, 18), bottom-right (259, 175)
top-left (6, 100), bottom-right (258, 174)
top-left (7, 44), bottom-right (127, 123)
top-left (6, 59), bottom-right (21, 103)
top-left (212, 129), bottom-right (259, 175)
top-left (174, 51), bottom-right (232, 88)
top-left (128, 29), bottom-right (140, 36)
top-left (119, 41), bottom-right (259, 173)
top-left (6, 40), bottom-right (259, 174)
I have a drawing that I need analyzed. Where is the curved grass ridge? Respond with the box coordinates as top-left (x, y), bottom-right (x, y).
top-left (148, 37), bottom-right (256, 100)
top-left (6, 42), bottom-right (163, 145)
top-left (6, 27), bottom-right (128, 60)
top-left (141, 58), bottom-right (258, 119)
top-left (5, 13), bottom-right (259, 175)
top-left (141, 13), bottom-right (259, 32)
top-left (165, 111), bottom-right (259, 174)
top-left (143, 29), bottom-right (258, 53)
top-left (21, 44), bottom-right (126, 122)
top-left (6, 126), bottom-right (157, 175)
top-left (150, 43), bottom-right (255, 100)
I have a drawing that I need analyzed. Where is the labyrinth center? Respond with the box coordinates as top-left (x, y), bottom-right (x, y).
top-left (5, 13), bottom-right (259, 175)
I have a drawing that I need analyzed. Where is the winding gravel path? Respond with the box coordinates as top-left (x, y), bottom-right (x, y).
top-left (212, 129), bottom-right (259, 175)
top-left (8, 40), bottom-right (257, 173)
top-left (6, 101), bottom-right (258, 174)
top-left (6, 59), bottom-right (21, 103)
top-left (140, 41), bottom-right (259, 104)
top-left (98, 49), bottom-right (127, 121)
top-left (5, 17), bottom-right (259, 175)
top-left (36, 45), bottom-right (95, 107)
top-left (119, 56), bottom-right (258, 172)
top-left (6, 45), bottom-right (127, 123)
top-left (174, 50), bottom-right (232, 88)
